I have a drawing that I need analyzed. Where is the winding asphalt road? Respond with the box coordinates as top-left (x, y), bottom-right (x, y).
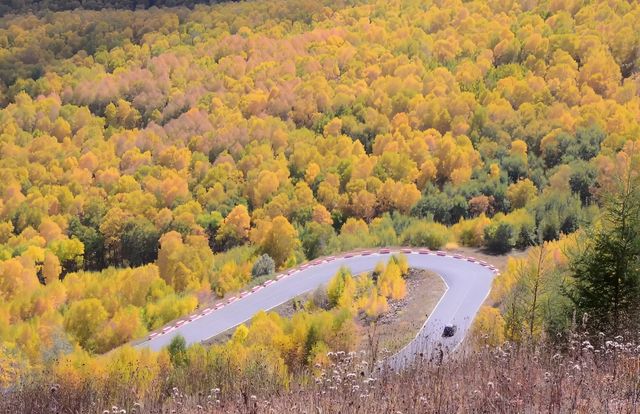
top-left (137, 248), bottom-right (497, 368)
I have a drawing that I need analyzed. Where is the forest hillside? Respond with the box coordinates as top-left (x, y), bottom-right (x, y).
top-left (0, 0), bottom-right (639, 412)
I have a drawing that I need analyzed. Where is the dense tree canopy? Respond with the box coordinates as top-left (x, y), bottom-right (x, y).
top-left (0, 0), bottom-right (639, 376)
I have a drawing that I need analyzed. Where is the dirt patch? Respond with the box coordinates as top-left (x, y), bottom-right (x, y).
top-left (357, 269), bottom-right (446, 356)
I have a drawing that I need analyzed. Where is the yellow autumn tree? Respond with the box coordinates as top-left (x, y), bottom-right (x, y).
top-left (254, 215), bottom-right (299, 268)
top-left (507, 178), bottom-right (537, 209)
top-left (377, 261), bottom-right (406, 300)
top-left (471, 306), bottom-right (505, 347)
top-left (362, 291), bottom-right (389, 319)
top-left (215, 204), bottom-right (251, 250)
top-left (63, 298), bottom-right (108, 352)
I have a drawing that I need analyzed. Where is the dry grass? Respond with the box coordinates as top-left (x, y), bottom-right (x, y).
top-left (165, 337), bottom-right (640, 414)
top-left (3, 332), bottom-right (639, 414)
top-left (9, 253), bottom-right (634, 414)
top-left (362, 269), bottom-right (446, 354)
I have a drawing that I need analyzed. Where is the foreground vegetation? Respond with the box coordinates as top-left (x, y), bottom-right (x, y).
top-left (1, 0), bottom-right (640, 411)
top-left (0, 257), bottom-right (410, 407)
top-left (3, 333), bottom-right (639, 413)
top-left (2, 0), bottom-right (639, 368)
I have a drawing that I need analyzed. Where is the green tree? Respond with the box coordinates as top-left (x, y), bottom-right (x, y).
top-left (569, 160), bottom-right (597, 205)
top-left (197, 211), bottom-right (224, 252)
top-left (400, 221), bottom-right (450, 249)
top-left (121, 217), bottom-right (160, 267)
top-left (168, 335), bottom-right (188, 368)
top-left (251, 254), bottom-right (275, 278)
top-left (484, 221), bottom-right (515, 254)
top-left (567, 170), bottom-right (640, 337)
top-left (300, 222), bottom-right (337, 260)
top-left (411, 186), bottom-right (468, 225)
top-left (303, 323), bottom-right (321, 365)
top-left (68, 217), bottom-right (105, 271)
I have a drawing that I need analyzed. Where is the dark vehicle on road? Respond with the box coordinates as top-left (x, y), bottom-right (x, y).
top-left (442, 325), bottom-right (457, 337)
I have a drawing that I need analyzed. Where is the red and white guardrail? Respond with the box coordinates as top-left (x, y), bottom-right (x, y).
top-left (147, 247), bottom-right (500, 341)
